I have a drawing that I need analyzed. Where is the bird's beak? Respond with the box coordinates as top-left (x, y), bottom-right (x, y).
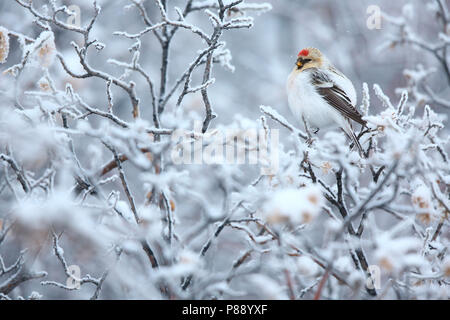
top-left (296, 61), bottom-right (303, 69)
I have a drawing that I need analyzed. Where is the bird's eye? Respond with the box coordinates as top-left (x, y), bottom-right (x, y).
top-left (296, 58), bottom-right (312, 70)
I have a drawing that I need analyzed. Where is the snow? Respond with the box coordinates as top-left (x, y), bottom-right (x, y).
top-left (296, 255), bottom-right (319, 276)
top-left (374, 235), bottom-right (424, 274)
top-left (28, 31), bottom-right (56, 69)
top-left (262, 185), bottom-right (324, 225)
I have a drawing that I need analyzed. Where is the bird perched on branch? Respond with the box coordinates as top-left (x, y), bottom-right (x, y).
top-left (287, 47), bottom-right (366, 156)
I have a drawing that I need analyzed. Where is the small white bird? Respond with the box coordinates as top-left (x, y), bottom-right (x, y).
top-left (287, 47), bottom-right (366, 155)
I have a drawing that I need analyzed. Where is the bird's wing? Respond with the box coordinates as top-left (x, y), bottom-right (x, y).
top-left (309, 68), bottom-right (366, 126)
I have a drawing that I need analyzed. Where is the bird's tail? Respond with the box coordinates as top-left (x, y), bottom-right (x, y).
top-left (349, 130), bottom-right (366, 158)
top-left (343, 122), bottom-right (366, 158)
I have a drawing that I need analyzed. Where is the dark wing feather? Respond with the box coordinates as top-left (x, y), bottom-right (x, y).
top-left (309, 68), bottom-right (366, 126)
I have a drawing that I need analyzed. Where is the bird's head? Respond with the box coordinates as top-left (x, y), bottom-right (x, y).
top-left (295, 47), bottom-right (324, 71)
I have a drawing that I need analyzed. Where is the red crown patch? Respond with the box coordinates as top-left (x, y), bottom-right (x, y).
top-left (298, 49), bottom-right (309, 57)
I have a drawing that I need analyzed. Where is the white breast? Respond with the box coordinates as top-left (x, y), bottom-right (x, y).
top-left (287, 70), bottom-right (345, 129)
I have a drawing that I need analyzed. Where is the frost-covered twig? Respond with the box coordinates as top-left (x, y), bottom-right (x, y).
top-left (260, 105), bottom-right (307, 140)
top-left (0, 153), bottom-right (30, 193)
top-left (41, 232), bottom-right (115, 299)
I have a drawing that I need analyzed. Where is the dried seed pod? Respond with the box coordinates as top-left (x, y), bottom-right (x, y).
top-left (0, 26), bottom-right (10, 64)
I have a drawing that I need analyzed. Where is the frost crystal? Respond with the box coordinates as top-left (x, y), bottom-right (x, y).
top-left (28, 31), bottom-right (56, 68)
